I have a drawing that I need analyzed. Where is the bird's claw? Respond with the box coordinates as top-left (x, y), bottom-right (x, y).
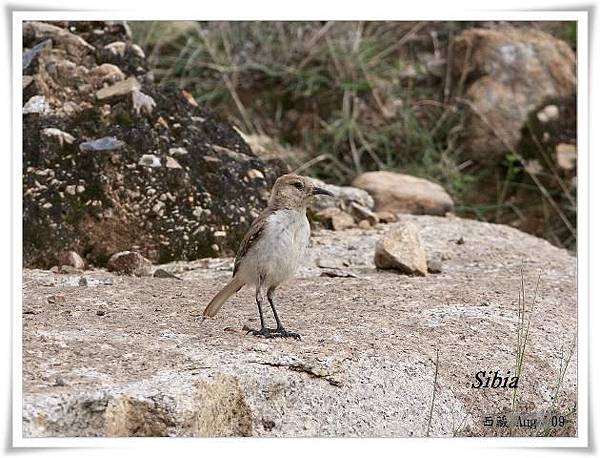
top-left (246, 327), bottom-right (301, 340)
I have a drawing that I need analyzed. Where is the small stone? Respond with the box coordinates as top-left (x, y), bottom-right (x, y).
top-left (358, 219), bottom-right (371, 230)
top-left (53, 376), bottom-right (66, 387)
top-left (427, 256), bottom-right (443, 274)
top-left (350, 202), bottom-right (379, 225)
top-left (536, 104), bottom-right (560, 123)
top-left (181, 90), bottom-right (198, 107)
top-left (139, 154), bottom-right (161, 168)
top-left (89, 63), bottom-right (125, 85)
top-left (58, 251), bottom-right (85, 269)
top-left (165, 156), bottom-right (182, 169)
top-left (65, 185), bottom-right (76, 196)
top-left (131, 43), bottom-right (146, 58)
top-left (169, 147), bottom-right (188, 156)
top-left (76, 185), bottom-right (85, 193)
top-left (96, 310), bottom-right (106, 316)
top-left (247, 169), bottom-right (265, 180)
top-left (47, 293), bottom-right (65, 304)
top-left (41, 128), bottom-right (75, 146)
top-left (103, 41), bottom-right (127, 56)
top-left (152, 201), bottom-right (165, 214)
top-left (23, 95), bottom-right (50, 115)
top-left (79, 137), bottom-right (124, 152)
top-left (153, 269), bottom-right (183, 280)
top-left (78, 277), bottom-right (88, 287)
top-left (107, 251), bottom-right (152, 276)
top-left (96, 77), bottom-right (140, 100)
top-left (316, 208), bottom-right (355, 231)
top-left (556, 143), bottom-right (576, 170)
top-left (374, 223), bottom-right (428, 276)
top-left (456, 237), bottom-right (465, 245)
top-left (213, 231), bottom-right (226, 238)
top-left (132, 90), bottom-right (156, 115)
top-left (375, 211), bottom-right (398, 224)
top-left (42, 202), bottom-right (52, 209)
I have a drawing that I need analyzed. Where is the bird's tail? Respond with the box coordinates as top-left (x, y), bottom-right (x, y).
top-left (203, 276), bottom-right (245, 318)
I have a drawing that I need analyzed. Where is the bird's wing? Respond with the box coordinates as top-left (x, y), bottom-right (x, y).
top-left (233, 208), bottom-right (273, 276)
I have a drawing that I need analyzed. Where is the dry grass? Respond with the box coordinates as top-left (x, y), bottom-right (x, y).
top-left (130, 21), bottom-right (577, 250)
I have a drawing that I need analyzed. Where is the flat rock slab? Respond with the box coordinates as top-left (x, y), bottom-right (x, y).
top-left (22, 215), bottom-right (577, 437)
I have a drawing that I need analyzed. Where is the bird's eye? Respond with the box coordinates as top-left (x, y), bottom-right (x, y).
top-left (293, 181), bottom-right (304, 190)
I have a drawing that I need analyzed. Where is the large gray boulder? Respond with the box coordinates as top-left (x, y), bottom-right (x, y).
top-left (22, 215), bottom-right (577, 437)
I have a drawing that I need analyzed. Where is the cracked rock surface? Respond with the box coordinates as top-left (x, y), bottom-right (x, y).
top-left (22, 215), bottom-right (577, 437)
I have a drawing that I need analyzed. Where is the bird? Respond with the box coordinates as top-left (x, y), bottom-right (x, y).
top-left (202, 173), bottom-right (334, 339)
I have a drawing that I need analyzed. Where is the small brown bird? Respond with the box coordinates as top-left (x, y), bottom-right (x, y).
top-left (203, 174), bottom-right (333, 339)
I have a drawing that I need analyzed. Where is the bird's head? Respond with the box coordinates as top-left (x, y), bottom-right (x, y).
top-left (268, 174), bottom-right (334, 209)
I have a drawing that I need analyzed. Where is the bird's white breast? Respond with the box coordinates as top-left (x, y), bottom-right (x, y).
top-left (240, 208), bottom-right (310, 288)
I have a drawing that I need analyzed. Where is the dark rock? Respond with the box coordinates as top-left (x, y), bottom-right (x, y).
top-left (23, 38), bottom-right (52, 70)
top-left (107, 251), bottom-right (152, 276)
top-left (153, 268), bottom-right (183, 280)
top-left (23, 21), bottom-right (283, 269)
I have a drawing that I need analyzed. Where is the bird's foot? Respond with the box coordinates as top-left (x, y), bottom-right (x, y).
top-left (272, 327), bottom-right (301, 340)
top-left (246, 327), bottom-right (301, 340)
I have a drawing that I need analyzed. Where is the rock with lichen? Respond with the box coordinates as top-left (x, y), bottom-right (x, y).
top-left (22, 21), bottom-right (285, 268)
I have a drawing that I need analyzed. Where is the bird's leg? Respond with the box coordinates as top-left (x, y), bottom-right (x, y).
top-left (247, 275), bottom-right (273, 337)
top-left (266, 287), bottom-right (301, 340)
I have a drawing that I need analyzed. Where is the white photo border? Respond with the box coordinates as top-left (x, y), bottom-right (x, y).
top-left (10, 8), bottom-right (590, 450)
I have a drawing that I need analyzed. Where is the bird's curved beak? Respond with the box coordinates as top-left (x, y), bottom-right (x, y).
top-left (312, 186), bottom-right (334, 197)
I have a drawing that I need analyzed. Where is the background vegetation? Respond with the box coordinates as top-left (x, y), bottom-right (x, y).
top-left (130, 21), bottom-right (577, 250)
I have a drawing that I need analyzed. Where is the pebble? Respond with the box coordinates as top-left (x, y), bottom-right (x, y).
top-left (103, 41), bottom-right (126, 56)
top-left (42, 128), bottom-right (75, 146)
top-left (132, 89), bottom-right (156, 115)
top-left (139, 154), bottom-right (161, 168)
top-left (247, 169), bottom-right (265, 180)
top-left (131, 43), bottom-right (146, 59)
top-left (96, 77), bottom-right (140, 100)
top-left (23, 95), bottom-right (50, 115)
top-left (79, 137), bottom-right (125, 152)
top-left (165, 156), bottom-right (182, 169)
